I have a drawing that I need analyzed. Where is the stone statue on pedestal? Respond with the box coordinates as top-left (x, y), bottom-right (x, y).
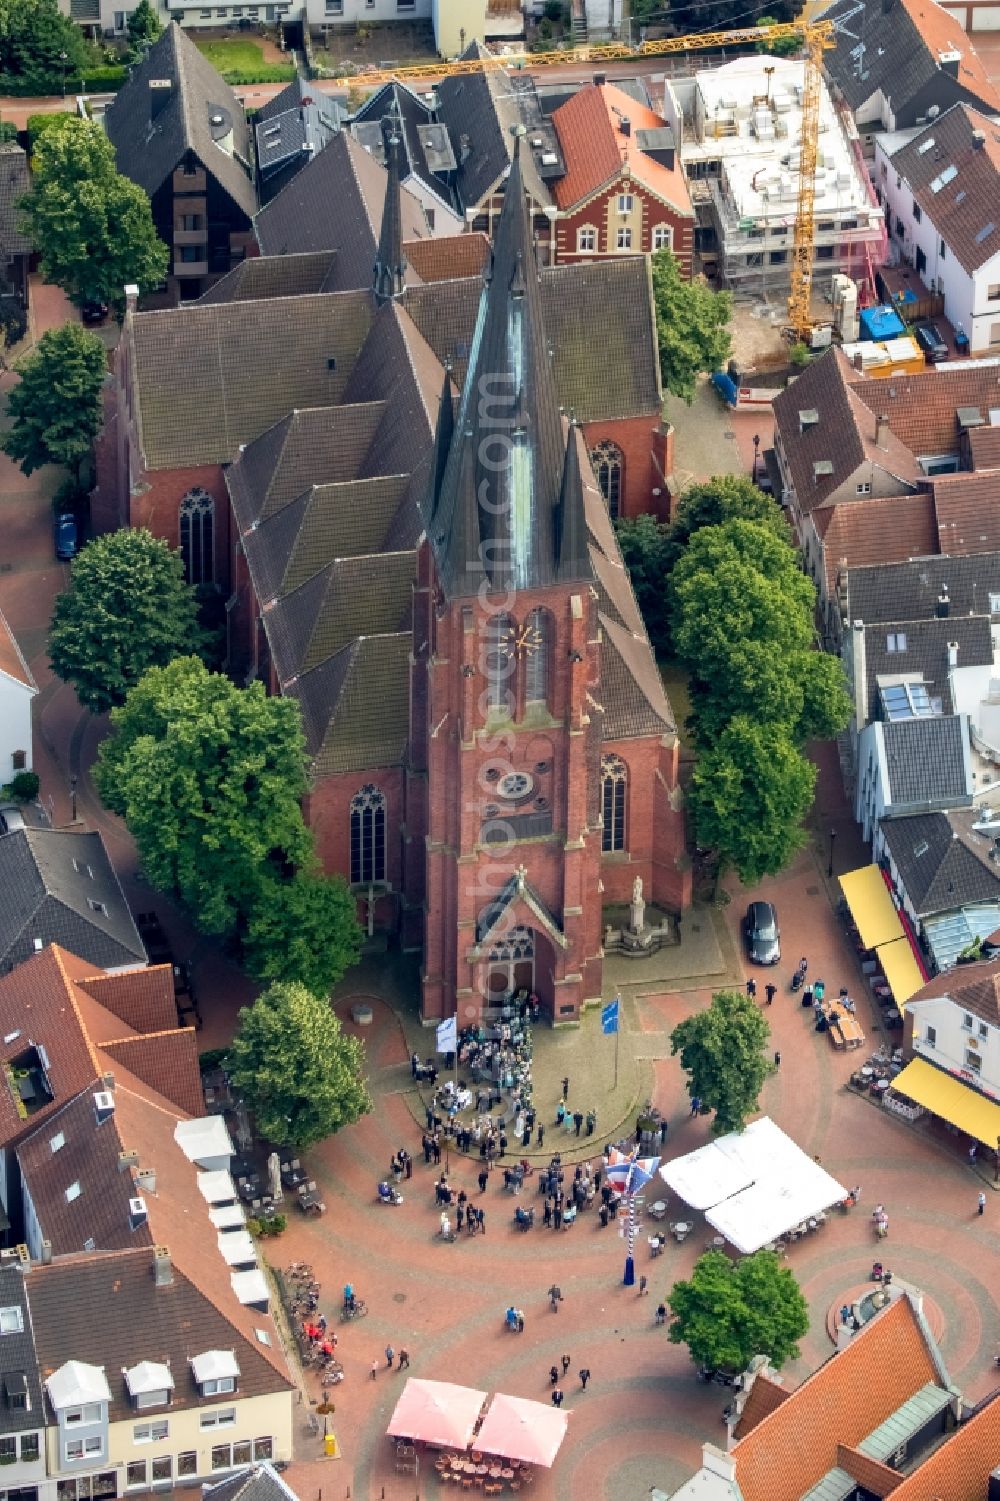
top-left (630, 876), bottom-right (645, 937)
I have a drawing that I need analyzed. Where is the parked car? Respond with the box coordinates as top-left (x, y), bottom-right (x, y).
top-left (53, 512), bottom-right (78, 561)
top-left (80, 299), bottom-right (108, 325)
top-left (744, 900), bottom-right (781, 965)
top-left (915, 322), bottom-right (948, 363)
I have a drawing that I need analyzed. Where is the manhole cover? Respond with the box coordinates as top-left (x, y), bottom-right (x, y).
top-left (724, 431), bottom-right (736, 439)
top-left (806, 885), bottom-right (820, 896)
top-left (393, 1292), bottom-right (407, 1304)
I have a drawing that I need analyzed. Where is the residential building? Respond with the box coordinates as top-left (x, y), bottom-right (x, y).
top-left (0, 1267), bottom-right (46, 1501)
top-left (856, 712), bottom-right (973, 840)
top-left (823, 0), bottom-right (1000, 154)
top-left (107, 140), bottom-right (689, 1024)
top-left (667, 1293), bottom-right (1000, 1501)
top-left (844, 612), bottom-right (994, 738)
top-left (894, 957), bottom-right (1000, 1142)
top-left (841, 550), bottom-right (1000, 631)
top-left (0, 830), bottom-right (146, 976)
top-left (680, 55), bottom-right (884, 291)
top-left (350, 83), bottom-right (466, 235)
top-left (430, 0), bottom-right (524, 56)
top-left (254, 76), bottom-right (343, 206)
top-left (0, 608), bottom-right (36, 782)
top-left (770, 347), bottom-right (1000, 633)
top-left (878, 806), bottom-right (1000, 968)
top-left (549, 82), bottom-right (694, 268)
top-left (875, 104), bottom-right (1000, 352)
top-left (102, 24), bottom-right (257, 300)
top-left (0, 145), bottom-right (31, 316)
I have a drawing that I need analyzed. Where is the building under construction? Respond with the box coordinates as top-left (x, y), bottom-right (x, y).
top-left (677, 55), bottom-right (886, 297)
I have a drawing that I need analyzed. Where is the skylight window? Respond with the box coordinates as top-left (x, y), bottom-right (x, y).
top-left (65, 1182), bottom-right (81, 1203)
top-left (954, 190), bottom-right (966, 204)
top-left (0, 1308), bottom-right (23, 1335)
top-left (917, 138), bottom-right (936, 154)
top-left (50, 1132), bottom-right (65, 1154)
top-left (976, 223), bottom-right (996, 243)
top-left (930, 165), bottom-right (957, 192)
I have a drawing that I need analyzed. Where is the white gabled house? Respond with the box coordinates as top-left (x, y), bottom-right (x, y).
top-left (0, 607), bottom-right (36, 782)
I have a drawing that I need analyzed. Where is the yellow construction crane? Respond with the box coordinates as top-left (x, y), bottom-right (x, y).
top-left (347, 16), bottom-right (835, 337)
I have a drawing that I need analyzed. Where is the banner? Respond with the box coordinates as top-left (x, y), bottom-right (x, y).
top-left (601, 998), bottom-right (619, 1035)
top-left (435, 1015), bottom-right (457, 1055)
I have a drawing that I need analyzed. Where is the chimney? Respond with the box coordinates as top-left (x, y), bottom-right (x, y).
top-left (948, 641), bottom-right (959, 667)
top-left (972, 129), bottom-right (986, 149)
top-left (93, 1090), bottom-right (115, 1126)
top-left (102, 1072), bottom-right (115, 1093)
top-left (938, 50), bottom-right (961, 78)
top-left (118, 1149), bottom-right (139, 1173)
top-left (135, 1167), bottom-right (156, 1195)
top-left (128, 1196), bottom-right (148, 1232)
top-left (854, 352), bottom-right (864, 371)
top-left (935, 586), bottom-right (950, 617)
top-left (593, 72), bottom-right (607, 85)
top-left (852, 620), bottom-right (868, 727)
top-left (40, 1240), bottom-right (52, 1265)
top-left (875, 414), bottom-right (890, 449)
top-left (148, 78), bottom-right (172, 123)
top-left (620, 115), bottom-right (632, 138)
top-left (124, 284), bottom-right (139, 315)
top-left (32, 937), bottom-right (43, 952)
top-left (153, 1247), bottom-right (172, 1288)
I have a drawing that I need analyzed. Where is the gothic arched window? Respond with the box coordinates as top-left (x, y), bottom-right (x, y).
top-left (484, 611), bottom-right (516, 714)
top-left (179, 488), bottom-right (214, 586)
top-left (601, 754), bottom-right (627, 853)
top-left (350, 784), bottom-right (386, 885)
top-left (590, 441), bottom-right (624, 521)
top-left (524, 607), bottom-right (551, 706)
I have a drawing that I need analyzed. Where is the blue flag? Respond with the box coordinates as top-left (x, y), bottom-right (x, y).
top-left (436, 1015), bottom-right (457, 1054)
top-left (601, 998), bottom-right (620, 1035)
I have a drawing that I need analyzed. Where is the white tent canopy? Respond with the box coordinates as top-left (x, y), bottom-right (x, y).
top-left (659, 1116), bottom-right (847, 1255)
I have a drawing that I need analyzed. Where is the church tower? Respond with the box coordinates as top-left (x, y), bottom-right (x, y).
top-left (408, 130), bottom-right (604, 1026)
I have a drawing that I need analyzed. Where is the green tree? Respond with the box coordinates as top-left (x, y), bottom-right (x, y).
top-left (0, 0), bottom-right (87, 88)
top-left (244, 870), bottom-right (363, 997)
top-left (614, 514), bottom-right (672, 654)
top-left (686, 716), bottom-right (816, 884)
top-left (663, 475), bottom-right (788, 576)
top-left (670, 988), bottom-right (772, 1134)
top-left (126, 0), bottom-right (161, 59)
top-left (94, 657), bottom-right (312, 934)
top-left (651, 250), bottom-right (732, 404)
top-left (755, 16), bottom-right (801, 55)
top-left (229, 981), bottom-right (372, 1149)
top-left (48, 529), bottom-right (204, 715)
top-left (667, 1250), bottom-right (809, 1372)
top-left (18, 118), bottom-right (168, 313)
top-left (1, 322), bottom-right (105, 475)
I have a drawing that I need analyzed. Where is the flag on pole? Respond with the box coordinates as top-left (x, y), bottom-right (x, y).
top-left (435, 1015), bottom-right (457, 1054)
top-left (601, 997), bottom-right (620, 1035)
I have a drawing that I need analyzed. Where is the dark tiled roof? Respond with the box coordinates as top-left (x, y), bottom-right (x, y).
top-left (862, 613), bottom-right (992, 720)
top-left (254, 131), bottom-right (428, 285)
top-left (197, 251), bottom-right (340, 305)
top-left (289, 633), bottom-right (412, 775)
top-left (229, 404), bottom-right (385, 531)
top-left (851, 365), bottom-right (1000, 458)
top-left (823, 0), bottom-right (1000, 121)
top-left (352, 80), bottom-right (459, 215)
top-left (934, 471), bottom-right (1000, 555)
top-left (0, 144), bottom-right (31, 260)
top-left (26, 1249), bottom-right (290, 1423)
top-left (104, 23), bottom-right (256, 221)
top-left (890, 105), bottom-right (1000, 273)
top-left (204, 1464), bottom-right (300, 1501)
top-left (255, 77), bottom-right (342, 182)
top-left (845, 551), bottom-right (1000, 624)
top-left (0, 829), bottom-right (146, 975)
top-left (435, 45), bottom-right (552, 213)
top-left (280, 476), bottom-right (410, 593)
top-left (882, 714), bottom-right (970, 806)
top-left (0, 1266), bottom-right (44, 1431)
top-left (879, 809), bottom-right (1000, 916)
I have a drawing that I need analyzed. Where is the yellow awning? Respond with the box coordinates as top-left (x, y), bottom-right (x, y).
top-left (875, 936), bottom-right (925, 1009)
top-left (839, 865), bottom-right (905, 951)
top-left (893, 1058), bottom-right (1000, 1147)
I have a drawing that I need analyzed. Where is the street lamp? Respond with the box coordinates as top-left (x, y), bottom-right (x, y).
top-left (59, 50), bottom-right (67, 98)
top-left (828, 828), bottom-right (837, 879)
top-left (752, 432), bottom-right (761, 482)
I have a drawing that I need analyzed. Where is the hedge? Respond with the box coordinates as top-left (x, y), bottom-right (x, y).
top-left (0, 65), bottom-right (127, 95)
top-left (26, 111), bottom-right (76, 150)
top-left (220, 64), bottom-right (296, 83)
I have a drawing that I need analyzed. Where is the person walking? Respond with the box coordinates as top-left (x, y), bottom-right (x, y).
top-left (370, 1360), bottom-right (378, 1380)
top-left (561, 1077), bottom-right (570, 1099)
top-left (655, 1304), bottom-right (667, 1326)
top-left (561, 1354), bottom-right (571, 1376)
top-left (746, 977), bottom-right (757, 999)
top-left (385, 1345), bottom-right (394, 1368)
top-left (404, 1152), bottom-right (412, 1180)
top-left (765, 983), bottom-right (777, 1006)
top-left (478, 1167), bottom-right (489, 1194)
top-left (689, 1096), bottom-right (701, 1118)
top-left (579, 1368), bottom-right (591, 1390)
top-left (573, 1110), bottom-right (584, 1137)
top-left (774, 1050), bottom-right (781, 1067)
top-left (549, 1365), bottom-right (559, 1386)
top-left (537, 1123), bottom-right (545, 1149)
top-left (639, 1275), bottom-right (648, 1296)
top-left (398, 1348), bottom-right (409, 1369)
top-left (551, 1389), bottom-right (564, 1408)
top-left (978, 1191), bottom-right (987, 1215)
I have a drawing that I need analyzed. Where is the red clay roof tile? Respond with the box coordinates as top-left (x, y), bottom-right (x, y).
top-left (551, 83), bottom-right (692, 217)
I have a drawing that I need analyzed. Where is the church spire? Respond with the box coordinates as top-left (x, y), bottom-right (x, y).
top-left (373, 114), bottom-right (406, 305)
top-left (555, 419), bottom-right (590, 582)
top-left (422, 127), bottom-right (586, 599)
top-left (428, 365), bottom-right (455, 520)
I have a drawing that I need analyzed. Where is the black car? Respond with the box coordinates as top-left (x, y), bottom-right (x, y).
top-left (744, 901), bottom-right (780, 965)
top-left (915, 322), bottom-right (948, 364)
top-left (80, 299), bottom-right (109, 325)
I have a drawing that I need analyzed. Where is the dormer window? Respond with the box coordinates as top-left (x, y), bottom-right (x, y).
top-left (190, 1351), bottom-right (239, 1398)
top-left (4, 1373), bottom-right (28, 1411)
top-left (124, 1361), bottom-right (173, 1411)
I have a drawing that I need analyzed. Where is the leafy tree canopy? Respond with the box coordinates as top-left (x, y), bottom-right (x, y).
top-left (755, 15), bottom-right (801, 54)
top-left (667, 1250), bottom-right (809, 1372)
top-left (651, 250), bottom-right (732, 404)
top-left (614, 514), bottom-right (672, 655)
top-left (49, 528), bottom-right (204, 714)
top-left (0, 0), bottom-right (87, 85)
top-left (126, 0), bottom-right (161, 58)
top-left (1, 322), bottom-right (105, 475)
top-left (670, 987), bottom-right (771, 1134)
top-left (19, 118), bottom-right (168, 312)
top-left (687, 716), bottom-right (816, 884)
top-left (244, 869), bottom-right (363, 998)
top-left (94, 657), bottom-right (312, 934)
top-left (663, 475), bottom-right (788, 574)
top-left (229, 981), bottom-right (372, 1149)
